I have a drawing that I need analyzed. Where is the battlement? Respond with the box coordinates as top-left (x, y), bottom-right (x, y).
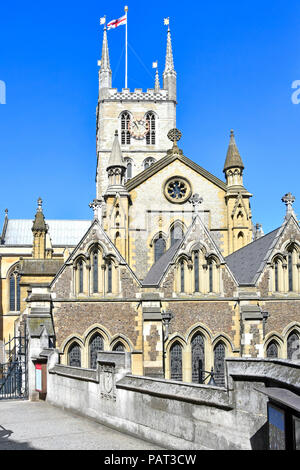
top-left (106, 87), bottom-right (169, 101)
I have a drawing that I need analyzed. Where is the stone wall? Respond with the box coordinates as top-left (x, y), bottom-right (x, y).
top-left (44, 354), bottom-right (300, 450)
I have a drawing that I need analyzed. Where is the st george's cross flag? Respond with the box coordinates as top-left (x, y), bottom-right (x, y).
top-left (107, 14), bottom-right (127, 30)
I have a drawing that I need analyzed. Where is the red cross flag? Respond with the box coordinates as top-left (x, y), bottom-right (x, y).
top-left (107, 14), bottom-right (127, 30)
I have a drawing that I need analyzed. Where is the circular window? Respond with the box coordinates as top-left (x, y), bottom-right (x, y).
top-left (164, 177), bottom-right (192, 203)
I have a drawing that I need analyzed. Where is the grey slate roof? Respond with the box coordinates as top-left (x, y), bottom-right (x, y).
top-left (2, 219), bottom-right (92, 246)
top-left (142, 239), bottom-right (182, 286)
top-left (225, 228), bottom-right (281, 285)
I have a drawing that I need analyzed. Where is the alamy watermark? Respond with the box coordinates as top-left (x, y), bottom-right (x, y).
top-left (0, 80), bottom-right (6, 104)
top-left (291, 80), bottom-right (300, 104)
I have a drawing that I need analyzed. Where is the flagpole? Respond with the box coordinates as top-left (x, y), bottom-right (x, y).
top-left (125, 5), bottom-right (128, 88)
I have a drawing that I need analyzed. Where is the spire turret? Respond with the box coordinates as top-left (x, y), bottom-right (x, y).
top-left (105, 131), bottom-right (128, 196)
top-left (99, 26), bottom-right (112, 93)
top-left (32, 198), bottom-right (48, 259)
top-left (155, 69), bottom-right (160, 91)
top-left (223, 130), bottom-right (245, 187)
top-left (163, 18), bottom-right (176, 101)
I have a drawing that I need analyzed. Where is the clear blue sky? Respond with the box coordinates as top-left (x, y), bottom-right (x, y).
top-left (1, 0), bottom-right (300, 234)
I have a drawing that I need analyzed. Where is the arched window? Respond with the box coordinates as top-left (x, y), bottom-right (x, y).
top-left (237, 231), bottom-right (244, 250)
top-left (124, 158), bottom-right (132, 182)
top-left (107, 260), bottom-right (112, 293)
top-left (9, 271), bottom-right (20, 311)
top-left (121, 111), bottom-right (131, 145)
top-left (154, 235), bottom-right (166, 262)
top-left (287, 331), bottom-right (300, 360)
top-left (143, 157), bottom-right (156, 170)
top-left (78, 259), bottom-right (84, 293)
top-left (208, 259), bottom-right (213, 293)
top-left (194, 251), bottom-right (200, 292)
top-left (170, 223), bottom-right (184, 246)
top-left (170, 342), bottom-right (182, 381)
top-left (145, 112), bottom-right (155, 145)
top-left (266, 341), bottom-right (278, 358)
top-left (93, 251), bottom-right (98, 293)
top-left (191, 333), bottom-right (205, 383)
top-left (113, 342), bottom-right (125, 352)
top-left (274, 260), bottom-right (279, 292)
top-left (89, 333), bottom-right (104, 369)
top-left (68, 343), bottom-right (81, 367)
top-left (288, 248), bottom-right (293, 292)
top-left (180, 260), bottom-right (185, 293)
top-left (214, 342), bottom-right (226, 386)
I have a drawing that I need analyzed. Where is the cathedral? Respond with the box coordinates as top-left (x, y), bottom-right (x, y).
top-left (1, 22), bottom-right (300, 385)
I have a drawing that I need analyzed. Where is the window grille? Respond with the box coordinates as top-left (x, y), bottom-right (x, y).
top-left (146, 112), bottom-right (155, 145)
top-left (89, 334), bottom-right (104, 369)
top-left (9, 271), bottom-right (20, 311)
top-left (121, 112), bottom-right (131, 145)
top-left (93, 251), bottom-right (98, 293)
top-left (107, 261), bottom-right (112, 293)
top-left (194, 251), bottom-right (199, 292)
top-left (68, 343), bottom-right (81, 367)
top-left (191, 333), bottom-right (205, 383)
top-left (143, 157), bottom-right (156, 170)
top-left (214, 342), bottom-right (225, 386)
top-left (266, 341), bottom-right (278, 358)
top-left (170, 342), bottom-right (182, 381)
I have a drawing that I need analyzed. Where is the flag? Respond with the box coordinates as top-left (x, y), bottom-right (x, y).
top-left (107, 14), bottom-right (127, 30)
top-left (152, 61), bottom-right (158, 69)
top-left (164, 17), bottom-right (169, 26)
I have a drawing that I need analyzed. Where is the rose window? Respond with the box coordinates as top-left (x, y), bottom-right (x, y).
top-left (164, 177), bottom-right (192, 203)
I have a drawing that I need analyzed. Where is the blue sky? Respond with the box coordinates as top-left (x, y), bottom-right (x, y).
top-left (0, 0), bottom-right (300, 234)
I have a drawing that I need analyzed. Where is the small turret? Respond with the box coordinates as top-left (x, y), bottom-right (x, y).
top-left (223, 130), bottom-right (245, 188)
top-left (32, 198), bottom-right (48, 259)
top-left (282, 192), bottom-right (297, 221)
top-left (105, 131), bottom-right (128, 196)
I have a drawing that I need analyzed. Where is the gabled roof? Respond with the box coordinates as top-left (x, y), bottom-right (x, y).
top-left (142, 214), bottom-right (227, 287)
top-left (142, 239), bottom-right (182, 287)
top-left (125, 150), bottom-right (227, 192)
top-left (225, 227), bottom-right (281, 285)
top-left (1, 219), bottom-right (91, 247)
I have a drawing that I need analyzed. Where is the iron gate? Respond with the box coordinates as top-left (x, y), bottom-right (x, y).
top-left (0, 331), bottom-right (28, 400)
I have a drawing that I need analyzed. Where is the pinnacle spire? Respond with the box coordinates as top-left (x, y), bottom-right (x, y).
top-left (32, 198), bottom-right (47, 232)
top-left (107, 131), bottom-right (126, 169)
top-left (223, 130), bottom-right (244, 173)
top-left (155, 69), bottom-right (160, 91)
top-left (99, 26), bottom-right (112, 91)
top-left (100, 26), bottom-right (111, 71)
top-left (163, 25), bottom-right (175, 74)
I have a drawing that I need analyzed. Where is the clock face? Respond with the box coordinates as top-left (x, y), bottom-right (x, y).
top-left (128, 119), bottom-right (149, 139)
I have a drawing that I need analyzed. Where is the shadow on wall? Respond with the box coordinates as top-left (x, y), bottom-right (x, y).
top-left (250, 422), bottom-right (268, 450)
top-left (0, 424), bottom-right (35, 450)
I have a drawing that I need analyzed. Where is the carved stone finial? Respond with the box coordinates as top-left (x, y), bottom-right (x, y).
top-left (4, 208), bottom-right (8, 216)
top-left (89, 198), bottom-right (103, 220)
top-left (37, 197), bottom-right (42, 212)
top-left (167, 128), bottom-right (182, 144)
top-left (282, 192), bottom-right (296, 220)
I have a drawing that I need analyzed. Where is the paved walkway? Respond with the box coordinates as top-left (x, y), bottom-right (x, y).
top-left (0, 400), bottom-right (163, 450)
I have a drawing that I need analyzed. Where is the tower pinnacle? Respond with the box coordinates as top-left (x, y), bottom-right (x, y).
top-left (99, 25), bottom-right (112, 93)
top-left (163, 18), bottom-right (176, 101)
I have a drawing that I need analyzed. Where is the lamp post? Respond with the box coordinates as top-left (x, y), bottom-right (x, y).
top-left (161, 310), bottom-right (173, 378)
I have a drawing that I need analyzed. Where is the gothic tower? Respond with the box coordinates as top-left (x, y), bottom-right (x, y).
top-left (96, 24), bottom-right (177, 197)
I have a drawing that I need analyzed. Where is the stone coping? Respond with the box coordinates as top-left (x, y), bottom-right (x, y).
top-left (116, 374), bottom-right (232, 410)
top-left (49, 364), bottom-right (98, 383)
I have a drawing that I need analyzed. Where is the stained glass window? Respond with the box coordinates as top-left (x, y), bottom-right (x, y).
top-left (154, 236), bottom-right (166, 262)
top-left (89, 334), bottom-right (104, 369)
top-left (192, 333), bottom-right (205, 383)
top-left (68, 343), bottom-right (81, 367)
top-left (170, 342), bottom-right (182, 381)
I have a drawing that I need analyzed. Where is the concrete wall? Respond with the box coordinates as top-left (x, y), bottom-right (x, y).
top-left (44, 354), bottom-right (300, 450)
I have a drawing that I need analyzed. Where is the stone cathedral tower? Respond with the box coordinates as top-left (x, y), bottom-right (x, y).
top-left (96, 24), bottom-right (177, 197)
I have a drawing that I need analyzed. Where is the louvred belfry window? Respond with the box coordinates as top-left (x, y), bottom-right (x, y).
top-left (146, 112), bottom-right (155, 145)
top-left (121, 112), bottom-right (131, 145)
